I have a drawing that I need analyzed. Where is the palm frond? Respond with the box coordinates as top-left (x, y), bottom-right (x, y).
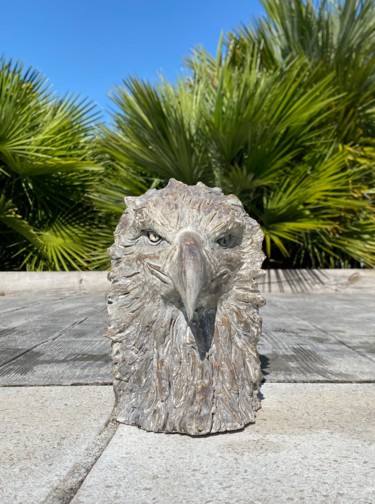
top-left (0, 58), bottom-right (107, 271)
top-left (96, 1), bottom-right (375, 269)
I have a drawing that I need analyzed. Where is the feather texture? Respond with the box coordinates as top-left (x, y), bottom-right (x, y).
top-left (107, 179), bottom-right (265, 435)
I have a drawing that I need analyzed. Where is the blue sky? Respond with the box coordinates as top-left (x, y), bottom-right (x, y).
top-left (1, 1), bottom-right (263, 120)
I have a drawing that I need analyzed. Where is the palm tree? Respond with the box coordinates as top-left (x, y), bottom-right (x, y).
top-left (0, 59), bottom-right (107, 270)
top-left (233, 0), bottom-right (375, 141)
top-left (228, 0), bottom-right (375, 266)
top-left (97, 0), bottom-right (375, 268)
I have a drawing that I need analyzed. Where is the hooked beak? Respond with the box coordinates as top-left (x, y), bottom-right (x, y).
top-left (169, 231), bottom-right (212, 322)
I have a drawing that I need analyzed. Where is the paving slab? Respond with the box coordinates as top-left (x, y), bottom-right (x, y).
top-left (0, 295), bottom-right (111, 385)
top-left (71, 383), bottom-right (375, 504)
top-left (0, 282), bottom-right (374, 504)
top-left (259, 295), bottom-right (375, 382)
top-left (0, 339), bottom-right (112, 385)
top-left (0, 386), bottom-right (114, 504)
top-left (1, 293), bottom-right (374, 385)
top-left (0, 295), bottom-right (107, 367)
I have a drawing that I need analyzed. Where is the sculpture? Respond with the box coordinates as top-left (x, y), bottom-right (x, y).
top-left (107, 179), bottom-right (265, 435)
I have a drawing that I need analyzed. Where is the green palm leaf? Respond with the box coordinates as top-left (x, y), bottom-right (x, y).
top-left (0, 58), bottom-right (107, 271)
top-left (96, 0), bottom-right (375, 269)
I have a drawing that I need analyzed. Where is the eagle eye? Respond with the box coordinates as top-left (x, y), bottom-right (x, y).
top-left (216, 234), bottom-right (238, 249)
top-left (144, 230), bottom-right (163, 245)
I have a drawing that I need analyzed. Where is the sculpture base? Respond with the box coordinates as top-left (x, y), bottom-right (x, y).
top-left (112, 379), bottom-right (262, 436)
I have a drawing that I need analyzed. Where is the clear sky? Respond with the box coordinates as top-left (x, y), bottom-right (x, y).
top-left (1, 0), bottom-right (263, 120)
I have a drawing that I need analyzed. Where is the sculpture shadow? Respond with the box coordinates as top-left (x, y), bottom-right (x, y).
top-left (258, 354), bottom-right (270, 402)
top-left (260, 354), bottom-right (270, 381)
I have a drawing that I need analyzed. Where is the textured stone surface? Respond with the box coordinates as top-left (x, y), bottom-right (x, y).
top-left (107, 180), bottom-right (265, 435)
top-left (1, 293), bottom-right (374, 386)
top-left (72, 383), bottom-right (375, 504)
top-left (0, 287), bottom-right (374, 503)
top-left (0, 295), bottom-right (111, 385)
top-left (0, 295), bottom-right (108, 367)
top-left (1, 269), bottom-right (375, 296)
top-left (0, 386), bottom-right (114, 504)
top-left (0, 271), bottom-right (109, 296)
top-left (260, 294), bottom-right (375, 382)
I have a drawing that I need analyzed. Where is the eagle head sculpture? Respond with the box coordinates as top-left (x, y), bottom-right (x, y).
top-left (107, 179), bottom-right (265, 436)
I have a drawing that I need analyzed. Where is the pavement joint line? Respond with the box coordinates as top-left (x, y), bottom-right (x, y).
top-left (0, 316), bottom-right (89, 369)
top-left (0, 382), bottom-right (113, 387)
top-left (42, 419), bottom-right (119, 504)
top-left (263, 379), bottom-right (375, 383)
top-left (2, 380), bottom-right (375, 388)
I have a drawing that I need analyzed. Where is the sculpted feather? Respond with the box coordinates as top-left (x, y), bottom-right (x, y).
top-left (107, 179), bottom-right (265, 435)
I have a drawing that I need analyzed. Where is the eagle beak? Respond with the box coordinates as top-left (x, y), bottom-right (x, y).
top-left (170, 231), bottom-right (211, 322)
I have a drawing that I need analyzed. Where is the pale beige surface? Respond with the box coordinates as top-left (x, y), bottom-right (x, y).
top-left (0, 386), bottom-right (114, 504)
top-left (72, 383), bottom-right (375, 504)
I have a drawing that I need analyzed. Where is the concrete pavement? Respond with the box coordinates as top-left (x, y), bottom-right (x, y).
top-left (0, 386), bottom-right (114, 504)
top-left (0, 271), bottom-right (374, 503)
top-left (72, 383), bottom-right (375, 504)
